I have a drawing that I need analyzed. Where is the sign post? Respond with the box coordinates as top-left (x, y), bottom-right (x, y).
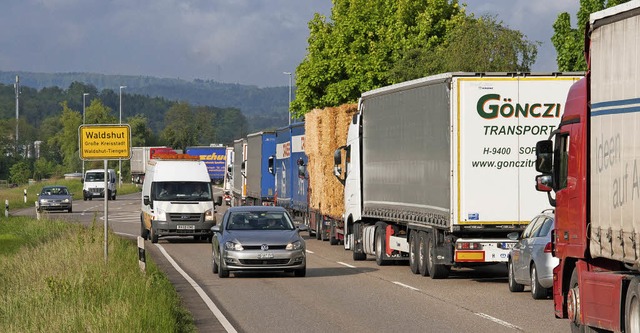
top-left (79, 124), bottom-right (131, 263)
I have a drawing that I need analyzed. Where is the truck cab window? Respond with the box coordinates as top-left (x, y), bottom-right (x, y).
top-left (553, 133), bottom-right (569, 190)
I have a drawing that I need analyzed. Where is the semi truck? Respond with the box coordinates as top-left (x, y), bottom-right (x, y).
top-left (130, 146), bottom-right (177, 184)
top-left (244, 131), bottom-right (276, 205)
top-left (334, 72), bottom-right (582, 278)
top-left (273, 122), bottom-right (309, 225)
top-left (306, 105), bottom-right (357, 243)
top-left (231, 138), bottom-right (247, 206)
top-left (185, 145), bottom-right (227, 185)
top-left (534, 2), bottom-right (640, 331)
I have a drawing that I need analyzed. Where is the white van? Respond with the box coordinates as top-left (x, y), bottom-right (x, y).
top-left (140, 157), bottom-right (222, 243)
top-left (82, 169), bottom-right (117, 201)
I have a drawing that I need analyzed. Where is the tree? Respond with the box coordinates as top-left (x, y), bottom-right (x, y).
top-left (9, 160), bottom-right (31, 184)
top-left (49, 101), bottom-right (82, 172)
top-left (292, 0), bottom-right (465, 117)
top-left (390, 15), bottom-right (538, 82)
top-left (551, 0), bottom-right (629, 71)
top-left (161, 102), bottom-right (197, 150)
top-left (127, 114), bottom-right (153, 147)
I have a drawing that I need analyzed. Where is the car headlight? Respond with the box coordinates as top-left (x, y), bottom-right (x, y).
top-left (40, 199), bottom-right (49, 203)
top-left (63, 198), bottom-right (70, 203)
top-left (204, 208), bottom-right (214, 221)
top-left (224, 241), bottom-right (243, 251)
top-left (286, 240), bottom-right (302, 250)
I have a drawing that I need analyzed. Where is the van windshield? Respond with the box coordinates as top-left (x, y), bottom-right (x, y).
top-left (85, 172), bottom-right (106, 182)
top-left (152, 182), bottom-right (212, 201)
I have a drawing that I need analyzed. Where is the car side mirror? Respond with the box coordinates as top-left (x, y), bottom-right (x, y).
top-left (214, 196), bottom-right (223, 206)
top-left (297, 224), bottom-right (309, 232)
top-left (143, 195), bottom-right (150, 206)
top-left (211, 225), bottom-right (221, 233)
top-left (535, 174), bottom-right (553, 192)
top-left (507, 231), bottom-right (520, 241)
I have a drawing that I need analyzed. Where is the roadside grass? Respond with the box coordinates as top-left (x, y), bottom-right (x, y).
top-left (0, 178), bottom-right (141, 211)
top-left (0, 216), bottom-right (196, 332)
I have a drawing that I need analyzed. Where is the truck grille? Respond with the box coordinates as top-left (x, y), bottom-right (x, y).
top-left (168, 213), bottom-right (202, 223)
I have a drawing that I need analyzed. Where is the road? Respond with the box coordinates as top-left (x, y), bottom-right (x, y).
top-left (16, 189), bottom-right (570, 333)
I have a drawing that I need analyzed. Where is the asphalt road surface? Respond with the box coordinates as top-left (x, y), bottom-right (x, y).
top-left (15, 189), bottom-right (570, 333)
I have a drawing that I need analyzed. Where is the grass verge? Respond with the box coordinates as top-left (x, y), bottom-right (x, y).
top-left (0, 216), bottom-right (195, 332)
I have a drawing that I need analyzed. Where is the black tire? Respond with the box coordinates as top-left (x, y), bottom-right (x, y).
top-left (375, 223), bottom-right (389, 266)
top-left (531, 263), bottom-right (547, 299)
top-left (294, 267), bottom-right (306, 277)
top-left (68, 206), bottom-right (72, 213)
top-left (89, 197), bottom-right (92, 201)
top-left (315, 219), bottom-right (322, 240)
top-left (352, 222), bottom-right (367, 261)
top-left (107, 190), bottom-right (112, 200)
top-left (625, 278), bottom-right (640, 333)
top-left (409, 232), bottom-right (419, 274)
top-left (140, 220), bottom-right (149, 240)
top-left (83, 196), bottom-right (87, 201)
top-left (418, 231), bottom-right (430, 276)
top-left (330, 222), bottom-right (339, 245)
top-left (112, 192), bottom-right (116, 200)
top-left (508, 259), bottom-right (525, 292)
top-left (212, 254), bottom-right (219, 274)
top-left (569, 268), bottom-right (582, 333)
top-left (218, 253), bottom-right (229, 278)
top-left (427, 234), bottom-right (450, 279)
top-left (150, 225), bottom-right (158, 244)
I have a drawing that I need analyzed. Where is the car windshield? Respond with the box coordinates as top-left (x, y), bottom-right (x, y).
top-left (226, 211), bottom-right (294, 231)
top-left (85, 172), bottom-right (105, 182)
top-left (152, 181), bottom-right (212, 201)
top-left (41, 187), bottom-right (68, 196)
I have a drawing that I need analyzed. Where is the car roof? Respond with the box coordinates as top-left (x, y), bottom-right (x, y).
top-left (226, 206), bottom-right (287, 213)
top-left (42, 185), bottom-right (68, 189)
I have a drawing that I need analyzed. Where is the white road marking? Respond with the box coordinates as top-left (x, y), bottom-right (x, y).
top-left (156, 244), bottom-right (238, 333)
top-left (306, 250), bottom-right (314, 254)
top-left (337, 261), bottom-right (356, 268)
top-left (475, 312), bottom-right (522, 331)
top-left (392, 281), bottom-right (420, 291)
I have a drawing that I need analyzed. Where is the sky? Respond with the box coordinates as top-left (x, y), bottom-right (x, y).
top-left (0, 1), bottom-right (580, 88)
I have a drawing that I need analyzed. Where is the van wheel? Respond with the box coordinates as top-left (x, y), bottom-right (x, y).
top-left (140, 220), bottom-right (149, 240)
top-left (107, 190), bottom-right (112, 200)
top-left (150, 226), bottom-right (158, 243)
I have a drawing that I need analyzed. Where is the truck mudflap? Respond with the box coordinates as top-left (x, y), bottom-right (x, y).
top-left (454, 238), bottom-right (515, 263)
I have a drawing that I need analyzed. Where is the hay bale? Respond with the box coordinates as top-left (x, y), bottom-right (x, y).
top-left (304, 103), bottom-right (357, 217)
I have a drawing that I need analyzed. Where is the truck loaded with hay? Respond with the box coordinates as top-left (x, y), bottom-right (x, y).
top-left (302, 104), bottom-right (358, 243)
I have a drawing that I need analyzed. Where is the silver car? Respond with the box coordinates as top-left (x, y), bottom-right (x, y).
top-left (507, 209), bottom-right (558, 299)
top-left (211, 206), bottom-right (308, 278)
top-left (37, 185), bottom-right (73, 213)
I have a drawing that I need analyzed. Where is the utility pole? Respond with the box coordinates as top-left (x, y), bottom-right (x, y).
top-left (14, 76), bottom-right (19, 155)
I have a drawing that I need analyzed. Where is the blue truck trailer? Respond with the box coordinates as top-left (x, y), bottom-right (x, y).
top-left (245, 132), bottom-right (276, 205)
top-left (185, 146), bottom-right (227, 185)
top-left (274, 122), bottom-right (308, 221)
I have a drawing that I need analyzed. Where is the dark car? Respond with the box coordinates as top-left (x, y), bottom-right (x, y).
top-left (211, 206), bottom-right (308, 278)
top-left (37, 185), bottom-right (73, 213)
top-left (507, 209), bottom-right (558, 299)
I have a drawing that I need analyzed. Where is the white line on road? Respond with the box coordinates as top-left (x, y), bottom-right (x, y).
top-left (392, 281), bottom-right (420, 291)
top-left (155, 244), bottom-right (238, 333)
top-left (475, 312), bottom-right (522, 331)
top-left (337, 261), bottom-right (357, 268)
top-left (306, 250), bottom-right (314, 254)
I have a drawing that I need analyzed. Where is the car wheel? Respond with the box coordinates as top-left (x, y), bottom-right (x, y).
top-left (508, 259), bottom-right (525, 292)
top-left (68, 206), bottom-right (72, 213)
top-left (427, 234), bottom-right (450, 279)
top-left (112, 193), bottom-right (116, 200)
top-left (83, 196), bottom-right (87, 201)
top-left (218, 253), bottom-right (229, 278)
top-left (531, 264), bottom-right (547, 299)
top-left (140, 220), bottom-right (149, 240)
top-left (294, 266), bottom-right (306, 277)
top-left (409, 232), bottom-right (419, 274)
top-left (212, 253), bottom-right (219, 274)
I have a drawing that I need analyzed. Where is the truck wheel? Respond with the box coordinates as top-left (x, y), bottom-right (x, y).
top-left (568, 267), bottom-right (582, 332)
top-left (418, 231), bottom-right (430, 276)
top-left (315, 220), bottom-right (322, 240)
top-left (508, 259), bottom-right (524, 292)
top-left (530, 264), bottom-right (547, 299)
top-left (625, 278), bottom-right (640, 333)
top-left (427, 235), bottom-right (450, 279)
top-left (330, 222), bottom-right (338, 245)
top-left (375, 223), bottom-right (389, 266)
top-left (409, 232), bottom-right (419, 274)
top-left (352, 222), bottom-right (367, 261)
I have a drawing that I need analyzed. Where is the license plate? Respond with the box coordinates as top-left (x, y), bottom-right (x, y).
top-left (257, 252), bottom-right (274, 259)
top-left (501, 242), bottom-right (516, 249)
top-left (177, 225), bottom-right (195, 230)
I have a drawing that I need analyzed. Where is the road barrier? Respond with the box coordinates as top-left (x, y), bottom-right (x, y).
top-left (138, 236), bottom-right (146, 273)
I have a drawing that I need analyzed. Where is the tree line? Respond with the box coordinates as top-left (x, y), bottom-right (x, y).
top-left (0, 81), bottom-right (249, 183)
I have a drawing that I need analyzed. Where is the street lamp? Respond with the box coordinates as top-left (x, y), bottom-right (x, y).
top-left (82, 93), bottom-right (89, 176)
top-left (118, 86), bottom-right (126, 188)
top-left (283, 72), bottom-right (292, 125)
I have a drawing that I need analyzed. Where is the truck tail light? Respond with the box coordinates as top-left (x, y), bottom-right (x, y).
top-left (457, 242), bottom-right (481, 250)
top-left (544, 242), bottom-right (552, 253)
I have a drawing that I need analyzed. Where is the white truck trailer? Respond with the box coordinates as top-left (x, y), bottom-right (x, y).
top-left (334, 72), bottom-right (582, 278)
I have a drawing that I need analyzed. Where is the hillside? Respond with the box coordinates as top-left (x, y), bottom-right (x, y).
top-left (0, 70), bottom-right (290, 132)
